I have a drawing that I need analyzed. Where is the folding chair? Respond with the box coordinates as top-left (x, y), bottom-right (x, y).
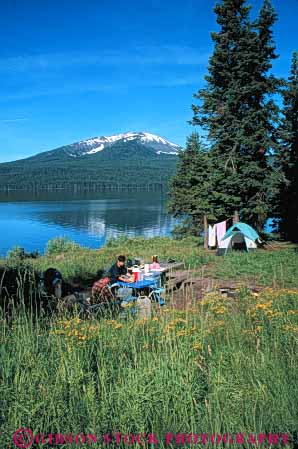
top-left (108, 283), bottom-right (138, 316)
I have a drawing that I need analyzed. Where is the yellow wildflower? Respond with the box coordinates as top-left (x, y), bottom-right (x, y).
top-left (78, 335), bottom-right (87, 341)
top-left (212, 307), bottom-right (227, 315)
top-left (283, 325), bottom-right (298, 332)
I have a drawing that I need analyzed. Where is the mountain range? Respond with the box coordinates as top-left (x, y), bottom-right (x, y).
top-left (0, 132), bottom-right (181, 192)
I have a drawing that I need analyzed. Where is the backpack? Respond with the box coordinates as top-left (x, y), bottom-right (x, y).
top-left (43, 268), bottom-right (63, 296)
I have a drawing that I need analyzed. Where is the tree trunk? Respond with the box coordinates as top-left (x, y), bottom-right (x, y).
top-left (204, 215), bottom-right (208, 250)
top-left (233, 210), bottom-right (239, 224)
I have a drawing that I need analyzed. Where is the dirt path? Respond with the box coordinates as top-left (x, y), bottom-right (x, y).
top-left (166, 273), bottom-right (265, 310)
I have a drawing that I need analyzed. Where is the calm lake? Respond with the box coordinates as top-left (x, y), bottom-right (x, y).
top-left (0, 191), bottom-right (275, 257)
top-left (0, 191), bottom-right (177, 257)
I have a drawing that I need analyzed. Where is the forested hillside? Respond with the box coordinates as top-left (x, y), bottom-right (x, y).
top-left (0, 140), bottom-right (178, 192)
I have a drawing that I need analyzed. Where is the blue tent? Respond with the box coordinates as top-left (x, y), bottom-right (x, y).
top-left (217, 222), bottom-right (261, 255)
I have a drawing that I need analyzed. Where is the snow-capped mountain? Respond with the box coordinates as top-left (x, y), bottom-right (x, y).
top-left (0, 131), bottom-right (180, 191)
top-left (62, 132), bottom-right (181, 158)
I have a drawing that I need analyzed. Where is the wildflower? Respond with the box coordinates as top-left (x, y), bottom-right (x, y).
top-left (170, 318), bottom-right (187, 325)
top-left (212, 307), bottom-right (227, 315)
top-left (106, 320), bottom-right (117, 325)
top-left (136, 318), bottom-right (148, 326)
top-left (192, 342), bottom-right (202, 350)
top-left (78, 335), bottom-right (87, 341)
top-left (255, 301), bottom-right (273, 310)
top-left (283, 325), bottom-right (298, 332)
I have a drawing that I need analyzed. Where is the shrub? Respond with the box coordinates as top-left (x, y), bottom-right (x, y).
top-left (45, 237), bottom-right (81, 256)
top-left (105, 235), bottom-right (131, 247)
top-left (6, 246), bottom-right (26, 260)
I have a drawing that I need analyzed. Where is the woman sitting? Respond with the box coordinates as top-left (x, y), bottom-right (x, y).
top-left (149, 255), bottom-right (161, 270)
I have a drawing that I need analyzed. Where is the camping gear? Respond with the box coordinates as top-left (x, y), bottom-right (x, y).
top-left (136, 296), bottom-right (152, 319)
top-left (43, 268), bottom-right (64, 297)
top-left (217, 222), bottom-right (261, 256)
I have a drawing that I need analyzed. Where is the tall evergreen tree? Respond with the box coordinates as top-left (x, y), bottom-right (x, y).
top-left (168, 133), bottom-right (217, 236)
top-left (191, 0), bottom-right (280, 230)
top-left (276, 51), bottom-right (298, 241)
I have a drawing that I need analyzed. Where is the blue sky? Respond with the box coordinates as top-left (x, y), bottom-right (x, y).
top-left (0, 0), bottom-right (297, 163)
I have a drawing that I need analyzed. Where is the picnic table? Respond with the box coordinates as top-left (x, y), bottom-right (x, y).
top-left (117, 278), bottom-right (157, 290)
top-left (116, 261), bottom-right (185, 301)
top-left (153, 262), bottom-right (185, 273)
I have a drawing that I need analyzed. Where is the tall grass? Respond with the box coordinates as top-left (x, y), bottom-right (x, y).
top-left (1, 237), bottom-right (298, 448)
top-left (1, 287), bottom-right (298, 448)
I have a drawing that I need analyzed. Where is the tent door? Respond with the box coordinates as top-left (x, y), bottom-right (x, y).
top-left (230, 233), bottom-right (248, 252)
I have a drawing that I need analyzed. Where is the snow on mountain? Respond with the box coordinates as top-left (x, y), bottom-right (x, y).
top-left (64, 132), bottom-right (181, 157)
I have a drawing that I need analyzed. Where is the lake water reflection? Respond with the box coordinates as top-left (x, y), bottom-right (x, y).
top-left (0, 191), bottom-right (177, 256)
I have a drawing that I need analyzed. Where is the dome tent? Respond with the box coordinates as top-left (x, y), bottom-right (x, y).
top-left (217, 222), bottom-right (261, 256)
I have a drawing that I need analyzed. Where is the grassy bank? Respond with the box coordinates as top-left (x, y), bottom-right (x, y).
top-left (3, 236), bottom-right (296, 289)
top-left (1, 236), bottom-right (298, 448)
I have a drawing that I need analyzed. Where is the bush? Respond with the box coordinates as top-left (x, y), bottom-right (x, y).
top-left (6, 247), bottom-right (39, 262)
top-left (172, 218), bottom-right (202, 240)
top-left (105, 235), bottom-right (131, 247)
top-left (6, 246), bottom-right (26, 260)
top-left (45, 237), bottom-right (81, 256)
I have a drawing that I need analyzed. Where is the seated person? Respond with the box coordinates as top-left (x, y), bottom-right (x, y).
top-left (108, 255), bottom-right (134, 285)
top-left (149, 255), bottom-right (161, 270)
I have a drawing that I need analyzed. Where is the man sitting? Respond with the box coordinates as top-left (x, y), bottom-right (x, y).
top-left (108, 255), bottom-right (134, 285)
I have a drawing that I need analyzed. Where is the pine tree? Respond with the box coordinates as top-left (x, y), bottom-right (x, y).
top-left (276, 51), bottom-right (298, 241)
top-left (191, 0), bottom-right (280, 231)
top-left (168, 133), bottom-right (217, 236)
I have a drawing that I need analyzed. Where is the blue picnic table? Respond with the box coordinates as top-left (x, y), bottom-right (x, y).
top-left (117, 275), bottom-right (165, 306)
top-left (117, 278), bottom-right (157, 289)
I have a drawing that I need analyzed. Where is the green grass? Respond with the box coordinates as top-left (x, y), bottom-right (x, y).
top-left (207, 246), bottom-right (298, 288)
top-left (1, 237), bottom-right (298, 448)
top-left (2, 235), bottom-right (297, 289)
top-left (1, 288), bottom-right (298, 448)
